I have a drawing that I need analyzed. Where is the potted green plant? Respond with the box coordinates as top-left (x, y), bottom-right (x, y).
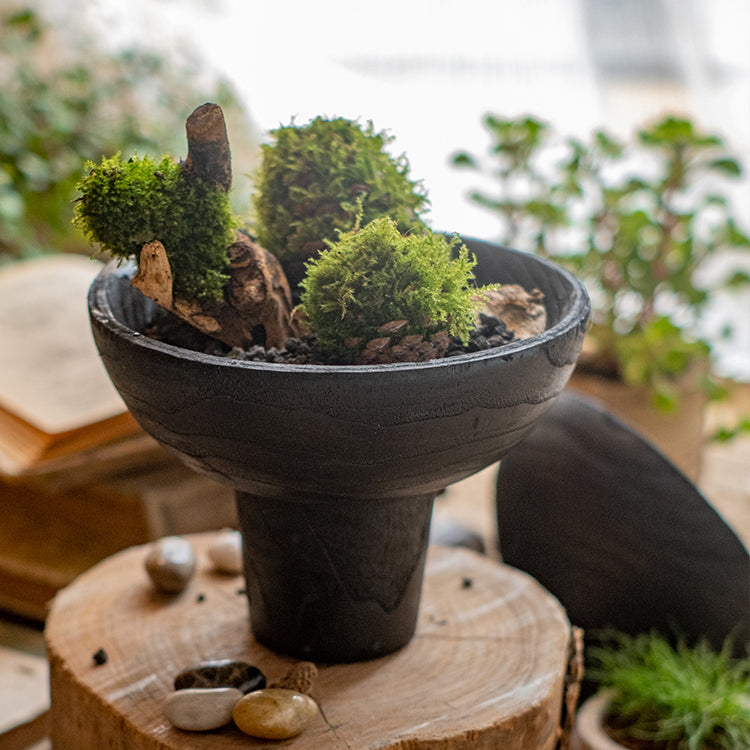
top-left (452, 114), bottom-right (750, 478)
top-left (572, 630), bottom-right (750, 750)
top-left (79, 104), bottom-right (590, 662)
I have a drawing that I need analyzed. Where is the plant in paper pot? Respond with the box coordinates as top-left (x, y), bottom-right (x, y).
top-left (572, 630), bottom-right (750, 750)
top-left (79, 104), bottom-right (589, 662)
top-left (453, 115), bottom-right (750, 478)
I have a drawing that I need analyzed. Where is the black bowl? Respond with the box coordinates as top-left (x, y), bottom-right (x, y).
top-left (89, 238), bottom-right (589, 499)
top-left (89, 237), bottom-right (590, 661)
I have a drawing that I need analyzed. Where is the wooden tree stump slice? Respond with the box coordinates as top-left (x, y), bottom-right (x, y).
top-left (46, 533), bottom-right (571, 749)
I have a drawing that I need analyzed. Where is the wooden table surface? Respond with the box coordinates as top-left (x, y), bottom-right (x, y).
top-left (45, 535), bottom-right (573, 750)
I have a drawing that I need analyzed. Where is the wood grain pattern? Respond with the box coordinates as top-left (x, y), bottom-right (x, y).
top-left (89, 240), bottom-right (590, 501)
top-left (47, 534), bottom-right (571, 749)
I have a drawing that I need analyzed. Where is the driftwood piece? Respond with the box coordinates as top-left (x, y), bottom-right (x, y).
top-left (132, 242), bottom-right (174, 310)
top-left (132, 239), bottom-right (296, 349)
top-left (225, 235), bottom-right (297, 347)
top-left (183, 102), bottom-right (232, 191)
top-left (478, 285), bottom-right (547, 340)
top-left (130, 103), bottom-right (297, 349)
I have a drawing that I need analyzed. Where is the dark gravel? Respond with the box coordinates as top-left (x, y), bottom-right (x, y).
top-left (146, 310), bottom-right (518, 365)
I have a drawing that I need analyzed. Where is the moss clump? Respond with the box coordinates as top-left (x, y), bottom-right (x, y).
top-left (252, 117), bottom-right (428, 274)
top-left (299, 217), bottom-right (481, 360)
top-left (74, 153), bottom-right (237, 302)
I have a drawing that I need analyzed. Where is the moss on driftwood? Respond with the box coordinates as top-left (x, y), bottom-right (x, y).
top-left (74, 153), bottom-right (237, 303)
top-left (74, 103), bottom-right (296, 349)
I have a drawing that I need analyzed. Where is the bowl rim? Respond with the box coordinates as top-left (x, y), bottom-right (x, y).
top-left (89, 238), bottom-right (590, 376)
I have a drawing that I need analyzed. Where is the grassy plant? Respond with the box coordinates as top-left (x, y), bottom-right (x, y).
top-left (453, 114), bottom-right (750, 410)
top-left (588, 631), bottom-right (750, 750)
top-left (74, 154), bottom-right (237, 302)
top-left (299, 217), bottom-right (481, 360)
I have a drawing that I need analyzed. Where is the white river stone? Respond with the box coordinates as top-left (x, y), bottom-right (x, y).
top-left (164, 687), bottom-right (243, 731)
top-left (145, 536), bottom-right (196, 593)
top-left (208, 529), bottom-right (243, 574)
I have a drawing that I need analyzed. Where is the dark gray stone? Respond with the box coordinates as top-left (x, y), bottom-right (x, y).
top-left (496, 391), bottom-right (750, 654)
top-left (174, 660), bottom-right (265, 694)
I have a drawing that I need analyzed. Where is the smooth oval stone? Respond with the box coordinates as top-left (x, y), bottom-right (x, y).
top-left (145, 536), bottom-right (196, 593)
top-left (208, 530), bottom-right (243, 574)
top-left (232, 688), bottom-right (318, 740)
top-left (163, 687), bottom-right (242, 731)
top-left (174, 660), bottom-right (265, 694)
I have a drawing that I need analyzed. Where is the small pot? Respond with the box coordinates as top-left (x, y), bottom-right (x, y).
top-left (572, 692), bottom-right (682, 750)
top-left (88, 238), bottom-right (589, 662)
top-left (571, 693), bottom-right (625, 750)
top-left (567, 368), bottom-right (707, 481)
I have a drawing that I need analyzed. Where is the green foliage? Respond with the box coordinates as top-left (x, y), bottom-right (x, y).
top-left (615, 317), bottom-right (711, 413)
top-left (588, 631), bottom-right (750, 750)
top-left (0, 5), bottom-right (242, 263)
top-left (252, 117), bottom-right (428, 269)
top-left (711, 416), bottom-right (750, 442)
top-left (453, 114), bottom-right (750, 407)
top-left (299, 217), bottom-right (480, 360)
top-left (74, 154), bottom-right (237, 302)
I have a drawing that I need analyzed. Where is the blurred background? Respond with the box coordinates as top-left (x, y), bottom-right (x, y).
top-left (0, 5), bottom-right (749, 729)
top-left (2, 0), bottom-right (748, 378)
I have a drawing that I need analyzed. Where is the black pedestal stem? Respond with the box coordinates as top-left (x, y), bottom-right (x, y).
top-left (236, 491), bottom-right (435, 662)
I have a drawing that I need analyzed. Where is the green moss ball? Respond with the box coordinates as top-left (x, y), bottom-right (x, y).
top-left (252, 117), bottom-right (428, 274)
top-left (299, 217), bottom-right (480, 360)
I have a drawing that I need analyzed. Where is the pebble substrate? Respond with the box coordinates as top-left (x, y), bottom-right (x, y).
top-left (147, 311), bottom-right (518, 365)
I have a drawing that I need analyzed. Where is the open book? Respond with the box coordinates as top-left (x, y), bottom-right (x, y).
top-left (0, 254), bottom-right (141, 474)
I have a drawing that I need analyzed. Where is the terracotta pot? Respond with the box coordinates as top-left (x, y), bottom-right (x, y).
top-left (566, 369), bottom-right (707, 482)
top-left (88, 238), bottom-right (590, 662)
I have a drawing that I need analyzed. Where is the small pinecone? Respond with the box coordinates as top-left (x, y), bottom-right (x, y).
top-left (271, 661), bottom-right (318, 695)
top-left (356, 330), bottom-right (452, 364)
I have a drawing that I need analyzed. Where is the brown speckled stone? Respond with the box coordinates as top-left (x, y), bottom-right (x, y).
top-left (232, 688), bottom-right (318, 740)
